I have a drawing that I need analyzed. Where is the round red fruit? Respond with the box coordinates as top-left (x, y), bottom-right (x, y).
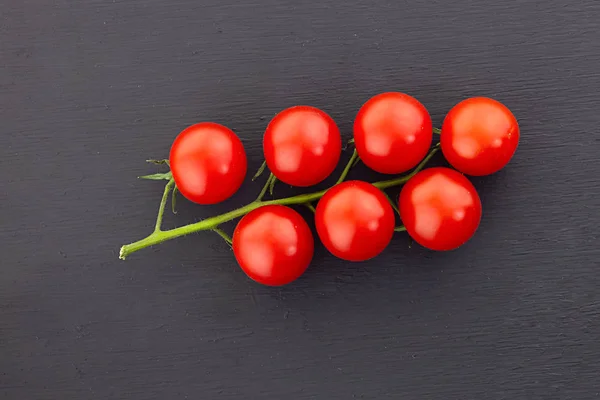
top-left (441, 97), bottom-right (519, 176)
top-left (263, 106), bottom-right (342, 187)
top-left (315, 180), bottom-right (395, 261)
top-left (399, 167), bottom-right (482, 251)
top-left (169, 122), bottom-right (247, 204)
top-left (233, 205), bottom-right (314, 286)
top-left (354, 92), bottom-right (433, 174)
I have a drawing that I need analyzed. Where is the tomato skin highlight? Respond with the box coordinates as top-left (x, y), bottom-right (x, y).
top-left (315, 180), bottom-right (395, 261)
top-left (169, 122), bottom-right (247, 204)
top-left (353, 92), bottom-right (433, 174)
top-left (263, 106), bottom-right (342, 187)
top-left (441, 97), bottom-right (519, 176)
top-left (399, 167), bottom-right (482, 251)
top-left (233, 205), bottom-right (314, 286)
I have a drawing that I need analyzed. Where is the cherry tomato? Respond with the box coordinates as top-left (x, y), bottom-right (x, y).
top-left (399, 167), bottom-right (482, 251)
top-left (353, 92), bottom-right (433, 174)
top-left (441, 97), bottom-right (519, 176)
top-left (315, 181), bottom-right (395, 261)
top-left (233, 205), bottom-right (314, 286)
top-left (169, 122), bottom-right (247, 205)
top-left (263, 106), bottom-right (342, 187)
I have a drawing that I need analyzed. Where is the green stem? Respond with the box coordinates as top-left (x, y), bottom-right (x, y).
top-left (373, 144), bottom-right (440, 190)
top-left (433, 127), bottom-right (441, 135)
top-left (119, 145), bottom-right (440, 260)
top-left (383, 192), bottom-right (401, 216)
top-left (394, 226), bottom-right (407, 232)
top-left (171, 186), bottom-right (179, 214)
top-left (256, 173), bottom-right (275, 202)
top-left (304, 203), bottom-right (316, 213)
top-left (252, 161), bottom-right (267, 181)
top-left (154, 178), bottom-right (175, 232)
top-left (120, 189), bottom-right (327, 260)
top-left (269, 175), bottom-right (278, 195)
top-left (337, 148), bottom-right (359, 184)
top-left (213, 228), bottom-right (233, 246)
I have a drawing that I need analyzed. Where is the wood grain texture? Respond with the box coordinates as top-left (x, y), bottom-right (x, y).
top-left (1, 0), bottom-right (600, 398)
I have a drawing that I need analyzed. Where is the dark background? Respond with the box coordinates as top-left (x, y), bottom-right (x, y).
top-left (2, 0), bottom-right (600, 398)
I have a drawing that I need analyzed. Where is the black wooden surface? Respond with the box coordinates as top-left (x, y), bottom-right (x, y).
top-left (2, 0), bottom-right (600, 399)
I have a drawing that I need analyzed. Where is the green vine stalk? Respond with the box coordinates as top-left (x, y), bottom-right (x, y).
top-left (119, 142), bottom-right (441, 260)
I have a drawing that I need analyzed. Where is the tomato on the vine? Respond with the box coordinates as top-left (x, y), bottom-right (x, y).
top-left (399, 167), bottom-right (482, 251)
top-left (263, 106), bottom-right (342, 187)
top-left (353, 92), bottom-right (433, 174)
top-left (233, 205), bottom-right (314, 286)
top-left (169, 122), bottom-right (247, 204)
top-left (441, 97), bottom-right (519, 176)
top-left (315, 180), bottom-right (395, 261)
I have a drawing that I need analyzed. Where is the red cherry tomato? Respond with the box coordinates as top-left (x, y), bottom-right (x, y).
top-left (263, 106), bottom-right (342, 187)
top-left (441, 97), bottom-right (519, 176)
top-left (315, 181), bottom-right (395, 261)
top-left (169, 122), bottom-right (247, 205)
top-left (233, 205), bottom-right (314, 286)
top-left (399, 167), bottom-right (482, 251)
top-left (353, 92), bottom-right (433, 174)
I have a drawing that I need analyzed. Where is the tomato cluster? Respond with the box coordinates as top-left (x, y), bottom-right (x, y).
top-left (167, 94), bottom-right (519, 286)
